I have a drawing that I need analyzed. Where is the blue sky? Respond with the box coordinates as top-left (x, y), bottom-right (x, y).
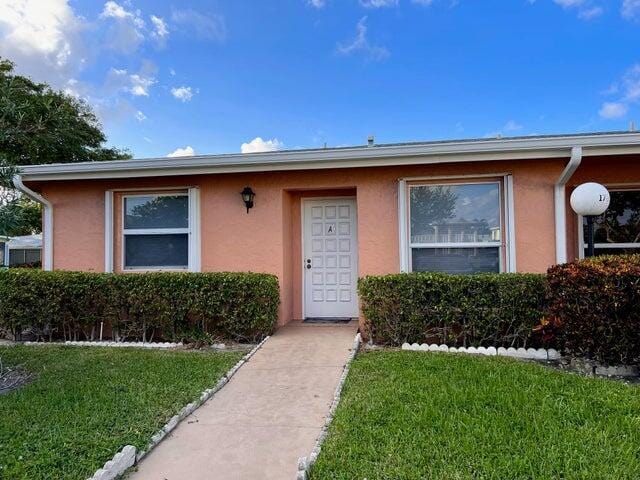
top-left (2, 0), bottom-right (640, 158)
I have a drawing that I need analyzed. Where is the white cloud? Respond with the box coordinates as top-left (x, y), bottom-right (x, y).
top-left (578, 5), bottom-right (603, 18)
top-left (0, 0), bottom-right (86, 88)
top-left (359, 0), bottom-right (398, 7)
top-left (129, 74), bottom-right (155, 96)
top-left (622, 65), bottom-right (640, 101)
top-left (337, 17), bottom-right (389, 62)
top-left (63, 78), bottom-right (80, 97)
top-left (622, 0), bottom-right (640, 19)
top-left (100, 3), bottom-right (170, 50)
top-left (106, 62), bottom-right (157, 98)
top-left (167, 146), bottom-right (195, 157)
top-left (171, 9), bottom-right (226, 41)
top-left (503, 120), bottom-right (523, 131)
top-left (135, 110), bottom-right (146, 122)
top-left (150, 15), bottom-right (168, 38)
top-left (597, 64), bottom-right (640, 119)
top-left (552, 0), bottom-right (603, 19)
top-left (241, 137), bottom-right (283, 154)
top-left (100, 1), bottom-right (131, 19)
top-left (100, 1), bottom-right (146, 54)
top-left (171, 86), bottom-right (195, 102)
top-left (599, 102), bottom-right (628, 119)
top-left (307, 0), bottom-right (326, 7)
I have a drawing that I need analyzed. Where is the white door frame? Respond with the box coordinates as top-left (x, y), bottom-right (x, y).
top-left (301, 196), bottom-right (358, 319)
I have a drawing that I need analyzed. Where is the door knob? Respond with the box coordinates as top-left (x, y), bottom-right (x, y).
top-left (306, 259), bottom-right (312, 269)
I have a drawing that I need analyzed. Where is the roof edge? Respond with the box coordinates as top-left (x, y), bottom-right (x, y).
top-left (18, 131), bottom-right (640, 181)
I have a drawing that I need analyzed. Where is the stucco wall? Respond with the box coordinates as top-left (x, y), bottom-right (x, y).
top-left (33, 155), bottom-right (640, 324)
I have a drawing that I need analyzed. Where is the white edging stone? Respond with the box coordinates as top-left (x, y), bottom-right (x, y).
top-left (401, 342), bottom-right (561, 361)
top-left (24, 340), bottom-right (184, 349)
top-left (88, 445), bottom-right (135, 480)
top-left (401, 344), bottom-right (640, 377)
top-left (296, 333), bottom-right (361, 480)
top-left (86, 336), bottom-right (270, 480)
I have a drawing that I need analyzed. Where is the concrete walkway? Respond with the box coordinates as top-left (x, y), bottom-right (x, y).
top-left (129, 321), bottom-right (358, 480)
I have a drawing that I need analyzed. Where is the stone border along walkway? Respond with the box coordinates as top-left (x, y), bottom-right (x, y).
top-left (295, 333), bottom-right (361, 480)
top-left (20, 340), bottom-right (233, 350)
top-left (23, 340), bottom-right (184, 349)
top-left (402, 342), bottom-right (562, 360)
top-left (87, 337), bottom-right (269, 480)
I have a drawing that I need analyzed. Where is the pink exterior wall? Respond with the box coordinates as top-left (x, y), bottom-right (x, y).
top-left (30, 154), bottom-right (640, 325)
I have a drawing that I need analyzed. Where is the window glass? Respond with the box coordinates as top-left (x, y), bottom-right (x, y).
top-left (9, 250), bottom-right (26, 266)
top-left (586, 190), bottom-right (640, 245)
top-left (125, 234), bottom-right (188, 268)
top-left (410, 183), bottom-right (501, 244)
top-left (24, 249), bottom-right (41, 264)
top-left (411, 247), bottom-right (500, 274)
top-left (125, 195), bottom-right (188, 229)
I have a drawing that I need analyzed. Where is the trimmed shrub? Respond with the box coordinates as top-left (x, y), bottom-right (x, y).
top-left (546, 255), bottom-right (640, 366)
top-left (0, 270), bottom-right (279, 343)
top-left (359, 272), bottom-right (546, 347)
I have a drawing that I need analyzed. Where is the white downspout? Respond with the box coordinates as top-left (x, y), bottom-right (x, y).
top-left (554, 146), bottom-right (582, 264)
top-left (12, 175), bottom-right (53, 271)
top-left (2, 240), bottom-right (9, 266)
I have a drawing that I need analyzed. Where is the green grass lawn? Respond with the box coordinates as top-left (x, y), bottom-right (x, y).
top-left (310, 351), bottom-right (640, 480)
top-left (0, 345), bottom-right (243, 480)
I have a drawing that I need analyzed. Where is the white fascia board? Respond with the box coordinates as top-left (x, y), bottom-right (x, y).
top-left (17, 133), bottom-right (640, 182)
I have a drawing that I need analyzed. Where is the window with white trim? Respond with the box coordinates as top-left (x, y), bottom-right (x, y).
top-left (122, 193), bottom-right (190, 269)
top-left (408, 181), bottom-right (503, 273)
top-left (582, 189), bottom-right (640, 257)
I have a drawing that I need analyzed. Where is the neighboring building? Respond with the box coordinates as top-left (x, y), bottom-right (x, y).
top-left (13, 131), bottom-right (640, 325)
top-left (1, 235), bottom-right (42, 267)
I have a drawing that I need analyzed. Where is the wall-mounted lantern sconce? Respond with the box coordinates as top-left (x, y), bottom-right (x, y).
top-left (241, 187), bottom-right (255, 213)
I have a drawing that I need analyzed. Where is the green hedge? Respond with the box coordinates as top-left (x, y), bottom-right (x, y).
top-left (0, 270), bottom-right (279, 343)
top-left (359, 273), bottom-right (546, 348)
top-left (547, 255), bottom-right (640, 366)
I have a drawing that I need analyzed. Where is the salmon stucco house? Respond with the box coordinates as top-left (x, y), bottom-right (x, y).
top-left (12, 131), bottom-right (640, 325)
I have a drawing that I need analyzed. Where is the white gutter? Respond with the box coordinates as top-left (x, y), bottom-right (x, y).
top-left (554, 146), bottom-right (582, 264)
top-left (12, 175), bottom-right (53, 271)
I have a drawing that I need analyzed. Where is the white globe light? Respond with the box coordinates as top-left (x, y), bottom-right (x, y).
top-left (570, 182), bottom-right (610, 216)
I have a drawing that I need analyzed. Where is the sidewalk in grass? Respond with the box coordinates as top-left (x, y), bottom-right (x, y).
top-left (128, 320), bottom-right (358, 480)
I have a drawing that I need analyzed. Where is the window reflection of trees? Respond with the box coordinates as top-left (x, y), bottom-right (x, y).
top-left (410, 186), bottom-right (496, 243)
top-left (125, 196), bottom-right (188, 229)
top-left (593, 191), bottom-right (640, 244)
top-left (410, 186), bottom-right (457, 236)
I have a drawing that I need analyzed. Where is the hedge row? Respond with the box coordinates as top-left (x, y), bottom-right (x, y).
top-left (547, 255), bottom-right (640, 366)
top-left (0, 270), bottom-right (279, 343)
top-left (360, 255), bottom-right (640, 366)
top-left (359, 273), bottom-right (546, 348)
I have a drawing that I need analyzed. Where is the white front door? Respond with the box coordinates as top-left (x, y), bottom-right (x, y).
top-left (303, 198), bottom-right (358, 319)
